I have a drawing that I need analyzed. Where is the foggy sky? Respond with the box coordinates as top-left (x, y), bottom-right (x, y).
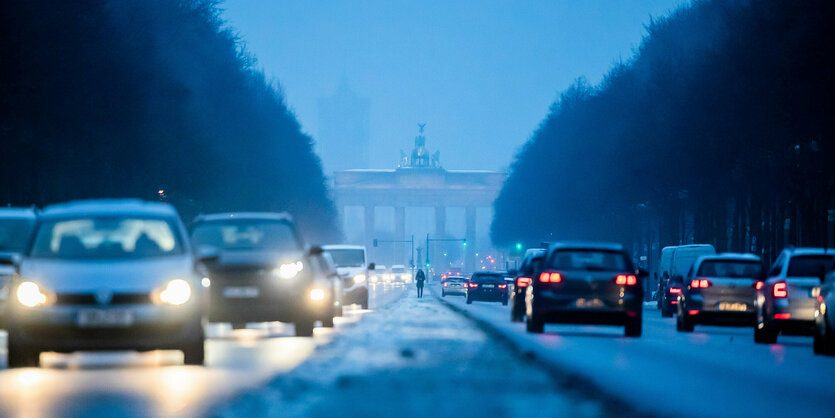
top-left (221, 0), bottom-right (685, 172)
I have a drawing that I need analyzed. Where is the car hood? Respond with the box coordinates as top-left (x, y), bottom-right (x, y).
top-left (211, 250), bottom-right (304, 269)
top-left (19, 256), bottom-right (195, 293)
top-left (337, 266), bottom-right (366, 277)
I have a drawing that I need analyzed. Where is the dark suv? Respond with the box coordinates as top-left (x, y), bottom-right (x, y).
top-left (190, 212), bottom-right (331, 337)
top-left (525, 242), bottom-right (645, 337)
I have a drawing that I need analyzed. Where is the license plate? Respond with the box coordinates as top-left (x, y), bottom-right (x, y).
top-left (575, 298), bottom-right (604, 308)
top-left (719, 302), bottom-right (747, 311)
top-left (77, 309), bottom-right (134, 327)
top-left (483, 284), bottom-right (495, 288)
top-left (223, 286), bottom-right (259, 298)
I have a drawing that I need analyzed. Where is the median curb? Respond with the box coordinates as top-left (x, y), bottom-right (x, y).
top-left (429, 285), bottom-right (649, 417)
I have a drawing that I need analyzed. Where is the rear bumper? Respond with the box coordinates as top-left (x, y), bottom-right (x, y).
top-left (531, 289), bottom-right (642, 325)
top-left (467, 289), bottom-right (507, 301)
top-left (687, 310), bottom-right (755, 326)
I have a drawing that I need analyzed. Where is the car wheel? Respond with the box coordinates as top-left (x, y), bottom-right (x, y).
top-left (361, 295), bottom-right (369, 310)
top-left (526, 311), bottom-right (544, 333)
top-left (625, 314), bottom-right (642, 337)
top-left (295, 317), bottom-right (315, 337)
top-left (466, 295), bottom-right (473, 304)
top-left (813, 313), bottom-right (835, 356)
top-left (182, 339), bottom-right (205, 365)
top-left (334, 304), bottom-right (343, 317)
top-left (754, 321), bottom-right (778, 344)
top-left (6, 330), bottom-right (39, 368)
top-left (511, 309), bottom-right (523, 322)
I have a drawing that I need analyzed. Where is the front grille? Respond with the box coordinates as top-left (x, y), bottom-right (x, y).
top-left (55, 293), bottom-right (151, 305)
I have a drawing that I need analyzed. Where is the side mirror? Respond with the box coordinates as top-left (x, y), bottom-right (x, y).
top-left (308, 246), bottom-right (324, 256)
top-left (637, 268), bottom-right (649, 278)
top-left (195, 246), bottom-right (220, 264)
top-left (368, 262), bottom-right (376, 271)
top-left (0, 253), bottom-right (20, 267)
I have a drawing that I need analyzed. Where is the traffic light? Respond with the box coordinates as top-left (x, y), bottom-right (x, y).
top-left (515, 242), bottom-right (523, 250)
top-left (462, 240), bottom-right (468, 247)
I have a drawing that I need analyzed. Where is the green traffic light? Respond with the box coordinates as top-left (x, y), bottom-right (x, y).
top-left (463, 241), bottom-right (468, 247)
top-left (515, 242), bottom-right (522, 250)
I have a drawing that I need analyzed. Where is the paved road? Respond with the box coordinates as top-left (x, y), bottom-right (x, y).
top-left (434, 284), bottom-right (835, 417)
top-left (0, 285), bottom-right (405, 418)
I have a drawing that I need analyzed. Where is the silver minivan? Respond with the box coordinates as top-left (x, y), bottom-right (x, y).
top-left (2, 199), bottom-right (205, 368)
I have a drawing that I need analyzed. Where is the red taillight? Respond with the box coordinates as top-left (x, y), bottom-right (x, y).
top-left (498, 284), bottom-right (507, 289)
top-left (539, 272), bottom-right (562, 283)
top-left (516, 277), bottom-right (532, 288)
top-left (773, 282), bottom-right (787, 298)
top-left (755, 281), bottom-right (764, 290)
top-left (688, 310), bottom-right (699, 316)
top-left (671, 300), bottom-right (678, 304)
top-left (690, 279), bottom-right (712, 288)
top-left (669, 287), bottom-right (682, 294)
top-left (615, 274), bottom-right (638, 286)
top-left (468, 283), bottom-right (478, 288)
top-left (443, 282), bottom-right (448, 287)
top-left (774, 313), bottom-right (791, 320)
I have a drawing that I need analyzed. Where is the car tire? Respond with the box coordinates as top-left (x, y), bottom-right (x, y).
top-left (182, 339), bottom-right (205, 366)
top-left (6, 330), bottom-right (39, 368)
top-left (813, 313), bottom-right (835, 356)
top-left (295, 317), bottom-right (315, 337)
top-left (334, 304), bottom-right (343, 318)
top-left (526, 311), bottom-right (544, 333)
top-left (511, 309), bottom-right (523, 322)
top-left (625, 314), bottom-right (642, 337)
top-left (466, 295), bottom-right (473, 304)
top-left (754, 321), bottom-right (778, 344)
top-left (676, 311), bottom-right (694, 332)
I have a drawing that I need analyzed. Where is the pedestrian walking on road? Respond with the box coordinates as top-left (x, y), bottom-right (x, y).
top-left (415, 269), bottom-right (426, 298)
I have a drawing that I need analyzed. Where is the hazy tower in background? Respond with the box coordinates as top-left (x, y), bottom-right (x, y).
top-left (317, 77), bottom-right (370, 173)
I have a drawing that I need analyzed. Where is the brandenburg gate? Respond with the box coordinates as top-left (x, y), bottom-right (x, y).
top-left (332, 126), bottom-right (505, 272)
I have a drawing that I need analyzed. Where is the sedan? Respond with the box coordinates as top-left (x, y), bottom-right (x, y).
top-left (466, 272), bottom-right (508, 305)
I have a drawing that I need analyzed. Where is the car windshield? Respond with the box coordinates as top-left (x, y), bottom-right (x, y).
top-left (328, 249), bottom-right (365, 267)
top-left (787, 255), bottom-right (834, 278)
top-left (549, 250), bottom-right (627, 271)
top-left (30, 217), bottom-right (182, 259)
top-left (0, 218), bottom-right (35, 252)
top-left (698, 260), bottom-right (762, 278)
top-left (191, 219), bottom-right (299, 252)
top-left (472, 273), bottom-right (504, 283)
top-left (392, 267), bottom-right (406, 273)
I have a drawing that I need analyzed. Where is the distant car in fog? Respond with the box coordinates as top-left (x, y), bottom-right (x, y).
top-left (190, 212), bottom-right (333, 336)
top-left (442, 275), bottom-right (467, 297)
top-left (0, 207), bottom-right (37, 327)
top-left (369, 265), bottom-right (390, 285)
top-left (466, 272), bottom-right (508, 305)
top-left (813, 269), bottom-right (835, 355)
top-left (755, 247), bottom-right (835, 344)
top-left (510, 248), bottom-right (545, 322)
top-left (391, 265), bottom-right (411, 284)
top-left (675, 254), bottom-right (762, 332)
top-left (658, 244), bottom-right (716, 317)
top-left (526, 242), bottom-right (645, 337)
top-left (2, 199), bottom-right (205, 368)
top-left (323, 245), bottom-right (370, 309)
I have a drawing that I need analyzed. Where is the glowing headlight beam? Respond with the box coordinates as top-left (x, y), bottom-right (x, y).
top-left (17, 282), bottom-right (48, 308)
top-left (353, 274), bottom-right (367, 284)
top-left (309, 288), bottom-right (325, 301)
top-left (274, 261), bottom-right (304, 279)
top-left (159, 279), bottom-right (192, 305)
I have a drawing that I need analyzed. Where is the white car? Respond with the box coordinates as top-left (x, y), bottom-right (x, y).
top-left (1, 199), bottom-right (206, 368)
top-left (391, 265), bottom-right (411, 284)
top-left (323, 245), bottom-right (370, 309)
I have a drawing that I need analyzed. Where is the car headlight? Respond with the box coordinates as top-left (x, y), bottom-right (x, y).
top-left (309, 288), bottom-right (325, 301)
top-left (274, 261), bottom-right (304, 279)
top-left (155, 279), bottom-right (192, 306)
top-left (201, 277), bottom-right (211, 288)
top-left (353, 274), bottom-right (367, 284)
top-left (17, 281), bottom-right (49, 308)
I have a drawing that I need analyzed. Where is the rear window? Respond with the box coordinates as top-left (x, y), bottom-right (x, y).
top-left (472, 273), bottom-right (504, 283)
top-left (549, 250), bottom-right (627, 271)
top-left (697, 260), bottom-right (762, 278)
top-left (448, 277), bottom-right (466, 283)
top-left (787, 255), bottom-right (834, 278)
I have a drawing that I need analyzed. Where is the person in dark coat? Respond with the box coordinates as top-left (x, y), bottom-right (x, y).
top-left (415, 269), bottom-right (426, 298)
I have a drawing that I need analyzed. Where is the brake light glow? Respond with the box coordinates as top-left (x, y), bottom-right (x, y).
top-left (669, 287), bottom-right (682, 294)
top-left (443, 282), bottom-right (448, 288)
top-left (615, 274), bottom-right (638, 285)
top-left (498, 284), bottom-right (507, 289)
top-left (539, 272), bottom-right (562, 283)
top-left (688, 310), bottom-right (699, 315)
top-left (468, 283), bottom-right (478, 288)
top-left (755, 281), bottom-right (764, 290)
top-left (517, 277), bottom-right (532, 288)
top-left (774, 313), bottom-right (791, 319)
top-left (773, 282), bottom-right (787, 298)
top-left (671, 300), bottom-right (678, 304)
top-left (690, 279), bottom-right (711, 288)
